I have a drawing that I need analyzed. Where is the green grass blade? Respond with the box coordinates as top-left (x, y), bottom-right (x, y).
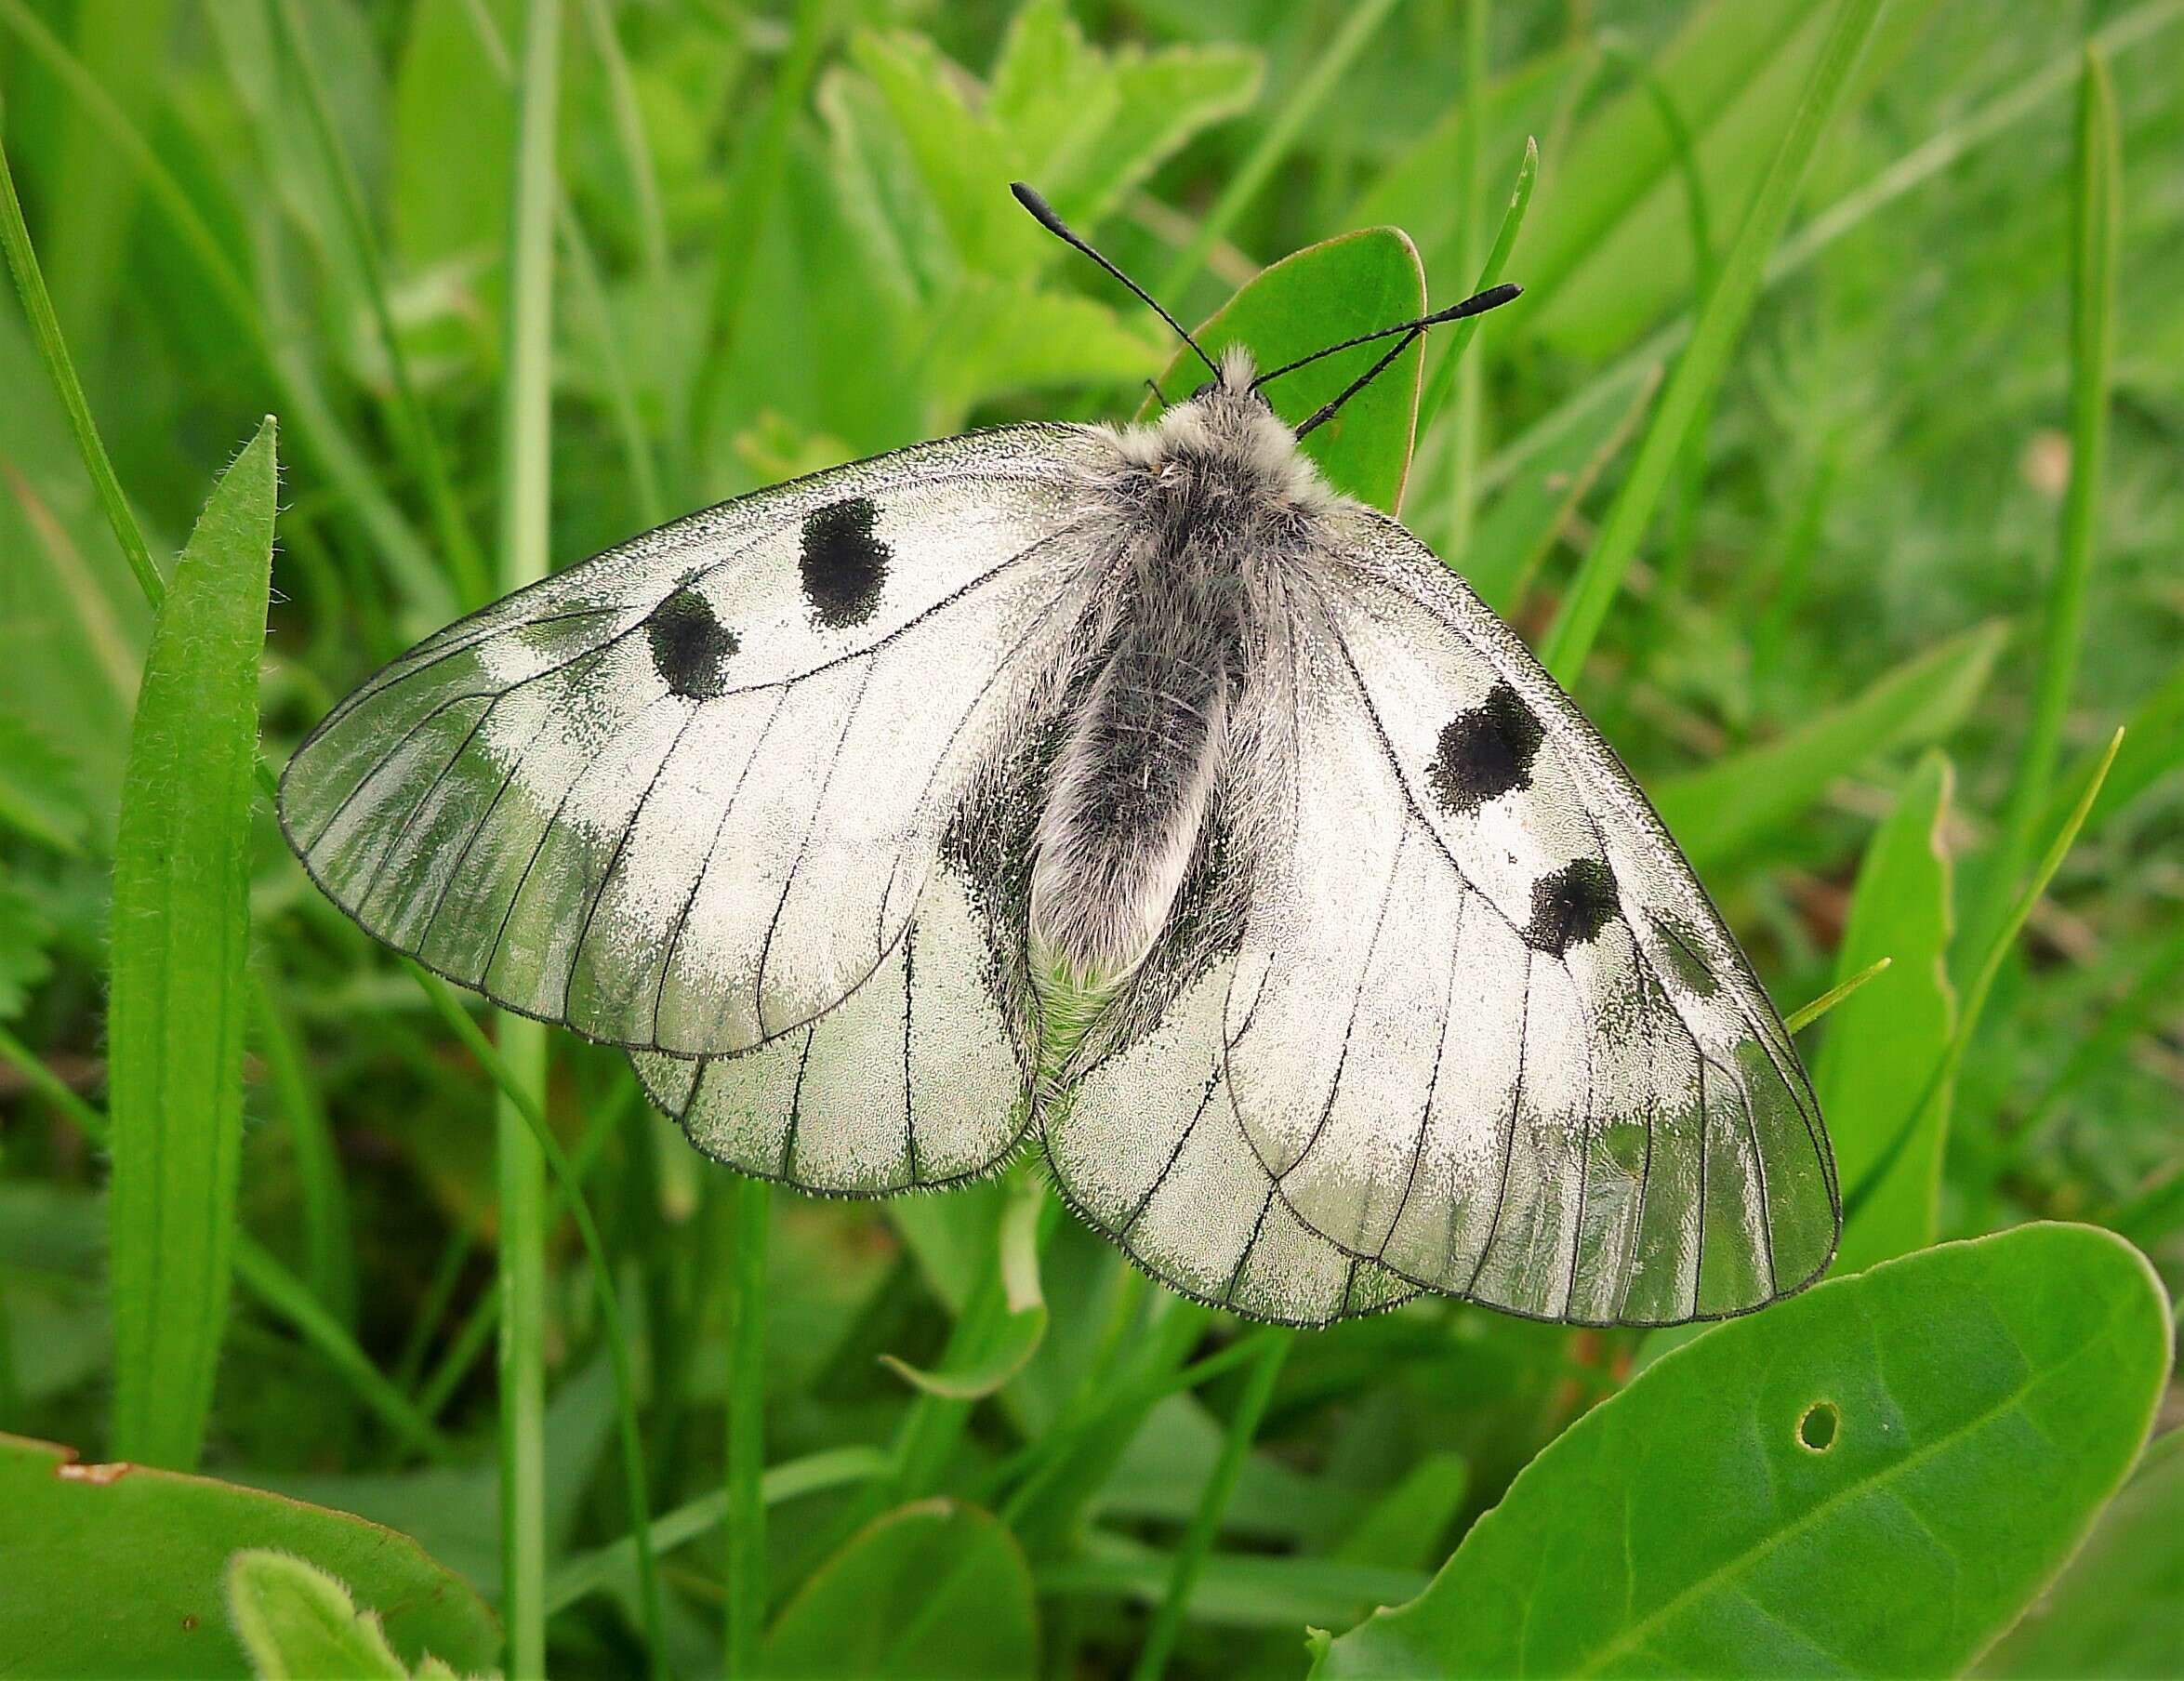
top-left (1155, 0), bottom-right (1401, 304)
top-left (1416, 137), bottom-right (1538, 442)
top-left (1841, 729), bottom-right (2124, 1228)
top-left (724, 1173), bottom-right (770, 1676)
top-left (250, 974), bottom-right (356, 1328)
top-left (0, 0), bottom-right (452, 627)
top-left (1820, 752), bottom-right (1957, 1270)
top-left (494, 5), bottom-right (562, 1673)
top-left (1537, 0), bottom-right (1886, 682)
top-left (1651, 620), bottom-right (2005, 871)
top-left (106, 418), bottom-right (278, 1469)
top-left (1130, 1328), bottom-right (1291, 1681)
top-left (1781, 955), bottom-right (1893, 1037)
top-left (1436, 0), bottom-right (1490, 561)
top-left (407, 964), bottom-right (668, 1676)
top-left (1969, 46), bottom-right (2120, 962)
top-left (269, 0), bottom-right (489, 610)
top-left (0, 117), bottom-right (163, 606)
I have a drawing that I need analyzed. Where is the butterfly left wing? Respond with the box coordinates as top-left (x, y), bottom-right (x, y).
top-left (1217, 511), bottom-right (1837, 1326)
top-left (279, 425), bottom-right (1109, 1072)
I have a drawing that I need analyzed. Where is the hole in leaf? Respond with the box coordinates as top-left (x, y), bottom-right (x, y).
top-left (1797, 1401), bottom-right (1839, 1452)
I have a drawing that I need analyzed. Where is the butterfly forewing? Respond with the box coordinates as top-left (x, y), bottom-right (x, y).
top-left (280, 425), bottom-right (1109, 1059)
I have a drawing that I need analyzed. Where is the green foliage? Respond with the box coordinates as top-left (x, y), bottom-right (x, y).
top-left (1, 2), bottom-right (2179, 1677)
top-left (226, 1549), bottom-right (430, 1680)
top-left (762, 1501), bottom-right (1038, 1678)
top-left (0, 1433), bottom-right (498, 1677)
top-left (104, 421), bottom-right (277, 1471)
top-left (1820, 751), bottom-right (1957, 1271)
top-left (1317, 1224), bottom-right (2172, 1678)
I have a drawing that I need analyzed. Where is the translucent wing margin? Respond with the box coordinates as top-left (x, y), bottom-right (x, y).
top-left (279, 424), bottom-right (1111, 1059)
top-left (1223, 512), bottom-right (1837, 1325)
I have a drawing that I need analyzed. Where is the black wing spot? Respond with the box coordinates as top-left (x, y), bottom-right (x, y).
top-left (1429, 682), bottom-right (1544, 814)
top-left (800, 496), bottom-right (890, 628)
top-left (1526, 858), bottom-right (1620, 955)
top-left (647, 588), bottom-right (739, 699)
top-left (1653, 914), bottom-right (1721, 998)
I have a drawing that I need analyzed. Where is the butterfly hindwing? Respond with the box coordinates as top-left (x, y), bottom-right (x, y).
top-left (280, 425), bottom-right (1110, 1063)
top-left (1213, 510), bottom-right (1837, 1325)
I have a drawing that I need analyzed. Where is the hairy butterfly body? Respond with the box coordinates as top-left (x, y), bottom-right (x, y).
top-left (281, 192), bottom-right (1837, 1328)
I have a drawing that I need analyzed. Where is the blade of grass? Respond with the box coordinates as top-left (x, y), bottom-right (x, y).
top-left (251, 974), bottom-right (357, 1328)
top-left (686, 0), bottom-right (834, 483)
top-left (0, 0), bottom-right (453, 626)
top-left (1130, 1329), bottom-right (1291, 1681)
top-left (1539, 0), bottom-right (1885, 683)
top-left (1416, 137), bottom-right (1537, 440)
top-left (723, 1172), bottom-right (769, 1677)
top-left (269, 0), bottom-right (488, 610)
top-left (545, 1446), bottom-right (892, 1616)
top-left (1968, 46), bottom-right (2120, 964)
top-left (0, 1024), bottom-right (456, 1463)
top-left (1782, 956), bottom-right (1893, 1036)
top-left (1439, 0), bottom-right (1490, 559)
top-left (407, 963), bottom-right (667, 1676)
top-left (1155, 0), bottom-right (1401, 303)
top-left (493, 3), bottom-right (566, 1672)
top-left (105, 419), bottom-right (278, 1471)
top-left (0, 115), bottom-right (163, 605)
top-left (1841, 729), bottom-right (2124, 1227)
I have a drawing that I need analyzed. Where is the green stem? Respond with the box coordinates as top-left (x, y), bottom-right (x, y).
top-left (1972, 46), bottom-right (2118, 960)
top-left (724, 1174), bottom-right (771, 1675)
top-left (1129, 1330), bottom-right (1291, 1681)
top-left (495, 7), bottom-right (563, 1672)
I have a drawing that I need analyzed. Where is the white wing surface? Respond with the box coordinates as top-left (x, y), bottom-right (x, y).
top-left (280, 426), bottom-right (1110, 1064)
top-left (1214, 510), bottom-right (1837, 1324)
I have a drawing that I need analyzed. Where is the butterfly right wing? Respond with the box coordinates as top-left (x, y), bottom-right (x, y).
top-left (279, 425), bottom-right (1112, 1063)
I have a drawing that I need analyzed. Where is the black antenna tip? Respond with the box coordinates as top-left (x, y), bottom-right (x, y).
top-left (1010, 181), bottom-right (1066, 233)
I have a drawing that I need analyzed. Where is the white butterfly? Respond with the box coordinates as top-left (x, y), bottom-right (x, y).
top-left (280, 186), bottom-right (1837, 1328)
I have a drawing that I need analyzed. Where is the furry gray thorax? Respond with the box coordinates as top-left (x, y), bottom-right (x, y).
top-left (1027, 347), bottom-right (1343, 1006)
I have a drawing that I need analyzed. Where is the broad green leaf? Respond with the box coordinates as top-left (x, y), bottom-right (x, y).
top-left (1819, 752), bottom-right (1957, 1272)
top-left (1978, 1429), bottom-right (2184, 1679)
top-left (0, 1434), bottom-right (498, 1678)
top-left (105, 418), bottom-right (277, 1470)
top-left (921, 275), bottom-right (1162, 414)
top-left (1145, 229), bottom-right (1429, 514)
top-left (224, 1551), bottom-right (409, 1681)
top-left (1652, 620), bottom-right (2005, 871)
top-left (762, 1500), bottom-right (1038, 1678)
top-left (1458, 363), bottom-right (1659, 615)
top-left (1318, 1224), bottom-right (2172, 1679)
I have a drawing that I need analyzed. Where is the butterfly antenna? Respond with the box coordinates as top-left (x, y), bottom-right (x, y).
top-left (1011, 182), bottom-right (1220, 380)
top-left (1255, 283), bottom-right (1522, 391)
top-left (1291, 330), bottom-right (1426, 441)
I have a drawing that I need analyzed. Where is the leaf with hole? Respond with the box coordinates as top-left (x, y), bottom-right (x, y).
top-left (1317, 1224), bottom-right (2172, 1678)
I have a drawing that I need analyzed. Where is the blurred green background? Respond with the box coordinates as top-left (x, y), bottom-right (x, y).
top-left (0, 1), bottom-right (2178, 1677)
